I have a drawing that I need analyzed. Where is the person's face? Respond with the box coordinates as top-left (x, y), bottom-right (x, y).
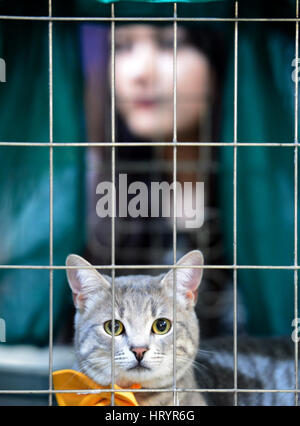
top-left (114, 25), bottom-right (214, 141)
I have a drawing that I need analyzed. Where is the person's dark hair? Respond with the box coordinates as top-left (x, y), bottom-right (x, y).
top-left (184, 24), bottom-right (226, 143)
top-left (184, 24), bottom-right (226, 77)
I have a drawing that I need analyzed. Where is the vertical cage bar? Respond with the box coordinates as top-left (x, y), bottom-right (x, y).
top-left (48, 0), bottom-right (54, 407)
top-left (294, 0), bottom-right (299, 407)
top-left (172, 2), bottom-right (178, 406)
top-left (110, 2), bottom-right (116, 407)
top-left (233, 0), bottom-right (239, 407)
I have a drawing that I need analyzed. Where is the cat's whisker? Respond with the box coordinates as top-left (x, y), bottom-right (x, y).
top-left (176, 354), bottom-right (208, 375)
top-left (197, 348), bottom-right (215, 356)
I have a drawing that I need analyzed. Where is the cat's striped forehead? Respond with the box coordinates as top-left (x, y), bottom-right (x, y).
top-left (113, 274), bottom-right (171, 320)
top-left (116, 289), bottom-right (169, 322)
top-left (113, 273), bottom-right (165, 291)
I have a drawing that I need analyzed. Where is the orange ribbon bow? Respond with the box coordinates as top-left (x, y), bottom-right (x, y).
top-left (53, 369), bottom-right (141, 406)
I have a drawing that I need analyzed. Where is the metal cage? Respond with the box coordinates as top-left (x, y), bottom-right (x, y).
top-left (0, 0), bottom-right (298, 406)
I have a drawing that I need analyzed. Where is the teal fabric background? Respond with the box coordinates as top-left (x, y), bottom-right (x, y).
top-left (219, 14), bottom-right (298, 335)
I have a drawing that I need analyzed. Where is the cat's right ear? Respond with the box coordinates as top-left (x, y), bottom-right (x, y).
top-left (162, 250), bottom-right (204, 308)
top-left (66, 254), bottom-right (111, 311)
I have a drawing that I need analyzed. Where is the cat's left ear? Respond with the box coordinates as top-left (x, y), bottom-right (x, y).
top-left (162, 250), bottom-right (204, 307)
top-left (66, 254), bottom-right (111, 311)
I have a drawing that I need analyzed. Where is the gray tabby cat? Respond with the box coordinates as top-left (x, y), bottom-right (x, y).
top-left (66, 250), bottom-right (298, 406)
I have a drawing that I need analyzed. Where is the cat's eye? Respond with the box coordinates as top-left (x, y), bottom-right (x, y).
top-left (152, 318), bottom-right (172, 335)
top-left (104, 320), bottom-right (124, 336)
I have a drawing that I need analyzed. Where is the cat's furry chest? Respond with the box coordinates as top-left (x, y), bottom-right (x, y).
top-left (134, 373), bottom-right (207, 406)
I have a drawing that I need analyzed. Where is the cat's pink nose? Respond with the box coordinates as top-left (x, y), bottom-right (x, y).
top-left (131, 347), bottom-right (149, 362)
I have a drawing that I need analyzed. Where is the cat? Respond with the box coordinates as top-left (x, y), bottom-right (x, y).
top-left (66, 250), bottom-right (299, 406)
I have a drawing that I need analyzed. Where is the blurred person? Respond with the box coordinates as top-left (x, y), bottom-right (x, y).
top-left (85, 23), bottom-right (236, 338)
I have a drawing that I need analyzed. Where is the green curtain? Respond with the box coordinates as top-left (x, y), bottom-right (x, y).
top-left (219, 5), bottom-right (298, 336)
top-left (0, 2), bottom-right (85, 345)
top-left (0, 0), bottom-right (298, 344)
